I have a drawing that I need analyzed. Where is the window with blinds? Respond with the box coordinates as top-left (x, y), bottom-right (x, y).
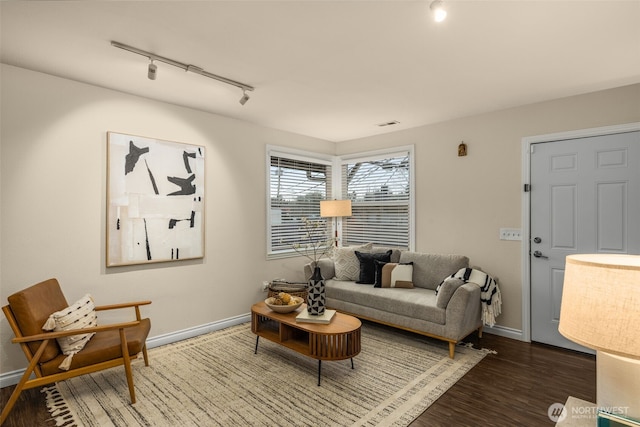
top-left (341, 150), bottom-right (413, 249)
top-left (267, 150), bottom-right (332, 258)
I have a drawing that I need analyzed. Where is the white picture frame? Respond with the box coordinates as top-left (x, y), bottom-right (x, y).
top-left (107, 132), bottom-right (205, 266)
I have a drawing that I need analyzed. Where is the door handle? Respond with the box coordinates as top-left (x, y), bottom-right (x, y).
top-left (533, 250), bottom-right (549, 259)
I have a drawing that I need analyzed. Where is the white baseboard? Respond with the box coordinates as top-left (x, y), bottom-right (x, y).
top-left (0, 370), bottom-right (29, 389)
top-left (482, 324), bottom-right (525, 342)
top-left (0, 313), bottom-right (251, 389)
top-left (146, 313), bottom-right (250, 349)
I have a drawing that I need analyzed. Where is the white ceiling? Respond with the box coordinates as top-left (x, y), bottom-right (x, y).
top-left (1, 1), bottom-right (639, 142)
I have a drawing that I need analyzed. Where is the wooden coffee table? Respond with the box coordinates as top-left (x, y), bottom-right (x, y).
top-left (251, 302), bottom-right (361, 385)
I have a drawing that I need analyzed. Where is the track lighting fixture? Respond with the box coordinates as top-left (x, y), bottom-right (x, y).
top-left (430, 0), bottom-right (447, 22)
top-left (147, 60), bottom-right (157, 80)
top-left (239, 90), bottom-right (250, 106)
top-left (111, 41), bottom-right (254, 105)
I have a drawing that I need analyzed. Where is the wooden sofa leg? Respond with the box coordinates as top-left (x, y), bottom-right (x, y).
top-left (478, 325), bottom-right (483, 338)
top-left (448, 342), bottom-right (455, 359)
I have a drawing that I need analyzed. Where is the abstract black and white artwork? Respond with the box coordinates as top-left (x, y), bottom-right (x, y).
top-left (107, 132), bottom-right (205, 266)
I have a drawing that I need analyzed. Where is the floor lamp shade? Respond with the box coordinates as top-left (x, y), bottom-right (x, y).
top-left (320, 200), bottom-right (352, 218)
top-left (559, 254), bottom-right (640, 359)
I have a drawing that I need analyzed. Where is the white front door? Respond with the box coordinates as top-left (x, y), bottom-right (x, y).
top-left (530, 130), bottom-right (640, 351)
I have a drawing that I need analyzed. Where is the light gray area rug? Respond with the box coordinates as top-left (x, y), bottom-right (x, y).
top-left (45, 322), bottom-right (490, 426)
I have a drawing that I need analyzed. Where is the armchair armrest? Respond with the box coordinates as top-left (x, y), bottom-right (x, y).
top-left (95, 300), bottom-right (151, 320)
top-left (94, 300), bottom-right (151, 311)
top-left (11, 320), bottom-right (142, 344)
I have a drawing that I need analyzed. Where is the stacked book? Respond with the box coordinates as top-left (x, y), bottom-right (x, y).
top-left (296, 309), bottom-right (336, 324)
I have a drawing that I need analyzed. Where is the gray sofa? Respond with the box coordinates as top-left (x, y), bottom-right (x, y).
top-left (304, 247), bottom-right (483, 358)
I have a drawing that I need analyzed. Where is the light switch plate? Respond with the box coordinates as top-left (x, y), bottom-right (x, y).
top-left (500, 228), bottom-right (522, 241)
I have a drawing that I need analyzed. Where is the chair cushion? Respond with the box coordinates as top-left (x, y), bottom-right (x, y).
top-left (40, 318), bottom-right (151, 376)
top-left (7, 278), bottom-right (68, 363)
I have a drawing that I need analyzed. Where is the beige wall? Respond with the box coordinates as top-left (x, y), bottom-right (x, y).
top-left (1, 63), bottom-right (638, 377)
top-left (337, 83), bottom-right (640, 333)
top-left (0, 64), bottom-right (334, 374)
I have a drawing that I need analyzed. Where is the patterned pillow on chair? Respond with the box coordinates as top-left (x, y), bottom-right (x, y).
top-left (42, 294), bottom-right (97, 370)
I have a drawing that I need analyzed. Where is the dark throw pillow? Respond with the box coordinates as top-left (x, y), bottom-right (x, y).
top-left (374, 260), bottom-right (388, 288)
top-left (355, 250), bottom-right (392, 284)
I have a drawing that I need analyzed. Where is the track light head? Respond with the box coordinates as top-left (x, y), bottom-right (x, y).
top-left (112, 41), bottom-right (255, 99)
top-left (430, 0), bottom-right (447, 22)
top-left (239, 91), bottom-right (250, 106)
top-left (147, 61), bottom-right (157, 80)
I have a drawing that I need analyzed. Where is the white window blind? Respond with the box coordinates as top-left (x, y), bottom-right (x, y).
top-left (267, 150), bottom-right (332, 258)
top-left (341, 150), bottom-right (412, 249)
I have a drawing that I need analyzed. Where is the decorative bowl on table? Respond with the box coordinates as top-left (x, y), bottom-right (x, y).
top-left (264, 294), bottom-right (304, 313)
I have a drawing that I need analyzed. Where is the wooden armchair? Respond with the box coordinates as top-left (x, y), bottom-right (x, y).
top-left (1, 278), bottom-right (151, 425)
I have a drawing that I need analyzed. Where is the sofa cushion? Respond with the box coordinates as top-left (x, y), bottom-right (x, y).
top-left (332, 243), bottom-right (373, 281)
top-left (374, 261), bottom-right (414, 288)
top-left (355, 250), bottom-right (392, 284)
top-left (398, 252), bottom-right (469, 290)
top-left (325, 279), bottom-right (445, 324)
top-left (436, 278), bottom-right (465, 308)
top-left (390, 263), bottom-right (414, 288)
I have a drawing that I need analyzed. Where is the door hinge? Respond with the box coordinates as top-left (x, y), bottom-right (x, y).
top-left (524, 184), bottom-right (531, 192)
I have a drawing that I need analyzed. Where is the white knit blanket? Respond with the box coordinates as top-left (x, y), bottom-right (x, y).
top-left (450, 268), bottom-right (502, 327)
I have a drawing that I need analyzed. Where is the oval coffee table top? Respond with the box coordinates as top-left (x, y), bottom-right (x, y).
top-left (251, 301), bottom-right (361, 334)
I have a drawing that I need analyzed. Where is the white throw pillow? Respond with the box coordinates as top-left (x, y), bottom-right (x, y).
top-left (390, 263), bottom-right (414, 288)
top-left (42, 294), bottom-right (97, 370)
top-left (332, 243), bottom-right (373, 281)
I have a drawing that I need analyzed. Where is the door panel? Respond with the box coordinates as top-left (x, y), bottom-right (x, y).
top-left (597, 182), bottom-right (626, 251)
top-left (551, 185), bottom-right (576, 249)
top-left (530, 130), bottom-right (640, 352)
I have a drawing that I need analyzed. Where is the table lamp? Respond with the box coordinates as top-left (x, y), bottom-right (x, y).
top-left (559, 254), bottom-right (640, 421)
top-left (320, 200), bottom-right (352, 247)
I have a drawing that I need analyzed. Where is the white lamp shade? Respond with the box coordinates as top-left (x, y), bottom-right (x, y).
top-left (320, 200), bottom-right (352, 218)
top-left (559, 254), bottom-right (640, 359)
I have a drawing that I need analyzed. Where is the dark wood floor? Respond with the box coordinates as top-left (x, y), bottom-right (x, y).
top-left (417, 331), bottom-right (596, 426)
top-left (1, 331), bottom-right (595, 427)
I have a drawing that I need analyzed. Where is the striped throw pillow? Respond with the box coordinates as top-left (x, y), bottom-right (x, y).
top-left (42, 294), bottom-right (97, 370)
